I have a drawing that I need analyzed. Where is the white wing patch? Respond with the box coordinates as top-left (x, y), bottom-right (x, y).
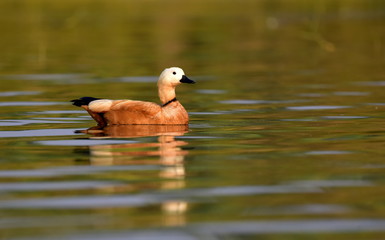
top-left (88, 99), bottom-right (113, 112)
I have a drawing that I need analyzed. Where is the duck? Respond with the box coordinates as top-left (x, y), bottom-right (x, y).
top-left (71, 67), bottom-right (195, 127)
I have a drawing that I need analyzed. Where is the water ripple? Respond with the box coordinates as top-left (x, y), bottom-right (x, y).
top-left (298, 93), bottom-right (326, 97)
top-left (287, 105), bottom-right (350, 111)
top-left (246, 204), bottom-right (349, 216)
top-left (196, 89), bottom-right (226, 94)
top-left (27, 110), bottom-right (84, 114)
top-left (15, 219), bottom-right (385, 239)
top-left (289, 179), bottom-right (371, 187)
top-left (358, 81), bottom-right (385, 86)
top-left (304, 150), bottom-right (353, 155)
top-left (280, 118), bottom-right (317, 122)
top-left (0, 214), bottom-right (110, 230)
top-left (0, 165), bottom-right (160, 178)
top-left (366, 103), bottom-right (385, 106)
top-left (0, 184), bottom-right (320, 209)
top-left (194, 219), bottom-right (385, 234)
top-left (0, 181), bottom-right (122, 192)
top-left (115, 76), bottom-right (157, 83)
top-left (0, 101), bottom-right (65, 107)
top-left (220, 99), bottom-right (305, 105)
top-left (0, 128), bottom-right (80, 138)
top-left (320, 116), bottom-right (368, 119)
top-left (0, 91), bottom-right (40, 97)
top-left (0, 120), bottom-right (80, 127)
top-left (35, 139), bottom-right (138, 146)
top-left (35, 117), bottom-right (84, 121)
top-left (3, 73), bottom-right (90, 81)
top-left (333, 91), bottom-right (370, 96)
top-left (189, 111), bottom-right (226, 115)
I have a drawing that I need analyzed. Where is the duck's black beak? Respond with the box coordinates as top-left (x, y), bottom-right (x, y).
top-left (180, 75), bottom-right (195, 84)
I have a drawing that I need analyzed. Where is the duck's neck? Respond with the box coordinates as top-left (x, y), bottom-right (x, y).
top-left (158, 85), bottom-right (176, 105)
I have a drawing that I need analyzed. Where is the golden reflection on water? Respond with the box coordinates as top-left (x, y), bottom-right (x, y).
top-left (83, 124), bottom-right (189, 227)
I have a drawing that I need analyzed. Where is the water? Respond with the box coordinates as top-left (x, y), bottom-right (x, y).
top-left (1, 0), bottom-right (385, 239)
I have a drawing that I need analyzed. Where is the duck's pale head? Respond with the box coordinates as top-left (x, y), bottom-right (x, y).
top-left (158, 67), bottom-right (195, 87)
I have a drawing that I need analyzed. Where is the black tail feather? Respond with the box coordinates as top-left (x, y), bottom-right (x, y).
top-left (71, 97), bottom-right (101, 107)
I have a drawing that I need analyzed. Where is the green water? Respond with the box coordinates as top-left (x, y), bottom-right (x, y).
top-left (1, 0), bottom-right (385, 239)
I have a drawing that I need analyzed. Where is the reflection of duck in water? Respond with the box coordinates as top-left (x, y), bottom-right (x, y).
top-left (79, 124), bottom-right (190, 226)
top-left (71, 67), bottom-right (195, 127)
top-left (82, 124), bottom-right (189, 171)
top-left (92, 124), bottom-right (189, 138)
top-left (88, 126), bottom-right (189, 171)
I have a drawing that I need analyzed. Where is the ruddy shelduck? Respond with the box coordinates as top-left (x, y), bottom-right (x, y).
top-left (71, 67), bottom-right (195, 127)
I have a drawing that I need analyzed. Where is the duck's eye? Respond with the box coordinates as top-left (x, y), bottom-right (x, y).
top-left (173, 72), bottom-right (176, 75)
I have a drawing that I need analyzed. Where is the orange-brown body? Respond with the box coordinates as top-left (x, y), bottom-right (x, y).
top-left (72, 67), bottom-right (195, 127)
top-left (83, 100), bottom-right (189, 125)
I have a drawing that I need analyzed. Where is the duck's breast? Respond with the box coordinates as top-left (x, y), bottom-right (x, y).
top-left (161, 102), bottom-right (189, 124)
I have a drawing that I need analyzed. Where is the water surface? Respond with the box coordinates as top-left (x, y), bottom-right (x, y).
top-left (1, 1), bottom-right (385, 239)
